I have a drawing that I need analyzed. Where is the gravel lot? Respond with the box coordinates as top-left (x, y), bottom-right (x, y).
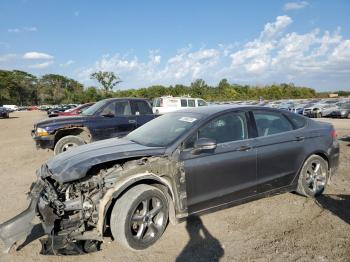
top-left (0, 111), bottom-right (349, 262)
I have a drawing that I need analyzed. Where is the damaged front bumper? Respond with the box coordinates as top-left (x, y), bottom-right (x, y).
top-left (0, 173), bottom-right (102, 255)
top-left (0, 180), bottom-right (44, 253)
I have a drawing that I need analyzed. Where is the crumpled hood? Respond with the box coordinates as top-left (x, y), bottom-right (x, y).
top-left (46, 138), bottom-right (166, 183)
top-left (36, 115), bottom-right (90, 127)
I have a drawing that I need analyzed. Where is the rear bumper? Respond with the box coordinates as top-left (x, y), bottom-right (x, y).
top-left (328, 140), bottom-right (340, 177)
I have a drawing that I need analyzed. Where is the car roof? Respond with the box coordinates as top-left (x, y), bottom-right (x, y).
top-left (103, 97), bottom-right (149, 102)
top-left (175, 105), bottom-right (272, 115)
top-left (156, 96), bottom-right (204, 100)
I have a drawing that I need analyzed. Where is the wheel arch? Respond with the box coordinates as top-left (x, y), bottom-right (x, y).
top-left (97, 173), bottom-right (177, 236)
top-left (54, 126), bottom-right (92, 145)
top-left (292, 150), bottom-right (330, 185)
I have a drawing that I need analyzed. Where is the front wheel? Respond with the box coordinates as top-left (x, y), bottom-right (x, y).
top-left (54, 135), bottom-right (85, 155)
top-left (110, 184), bottom-right (169, 250)
top-left (297, 155), bottom-right (329, 197)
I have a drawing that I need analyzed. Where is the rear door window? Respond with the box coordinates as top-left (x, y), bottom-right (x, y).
top-left (133, 100), bottom-right (152, 115)
top-left (188, 99), bottom-right (195, 107)
top-left (253, 111), bottom-right (294, 136)
top-left (181, 99), bottom-right (188, 107)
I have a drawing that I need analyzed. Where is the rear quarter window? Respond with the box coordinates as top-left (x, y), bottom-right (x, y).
top-left (285, 113), bottom-right (307, 129)
top-left (253, 111), bottom-right (294, 136)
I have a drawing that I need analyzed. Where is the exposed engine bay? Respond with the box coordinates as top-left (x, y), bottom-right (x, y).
top-left (0, 156), bottom-right (186, 255)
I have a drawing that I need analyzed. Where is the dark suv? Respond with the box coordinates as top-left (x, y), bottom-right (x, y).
top-left (32, 98), bottom-right (156, 154)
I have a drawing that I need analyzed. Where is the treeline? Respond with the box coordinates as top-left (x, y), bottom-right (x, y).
top-left (0, 69), bottom-right (327, 106)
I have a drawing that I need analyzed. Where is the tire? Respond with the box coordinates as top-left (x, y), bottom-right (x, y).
top-left (54, 135), bottom-right (85, 155)
top-left (110, 184), bottom-right (169, 250)
top-left (297, 155), bottom-right (329, 197)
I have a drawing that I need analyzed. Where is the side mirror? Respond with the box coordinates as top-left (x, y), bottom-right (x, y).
top-left (192, 138), bottom-right (217, 155)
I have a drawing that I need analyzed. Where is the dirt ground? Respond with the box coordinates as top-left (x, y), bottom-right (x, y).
top-left (0, 111), bottom-right (349, 262)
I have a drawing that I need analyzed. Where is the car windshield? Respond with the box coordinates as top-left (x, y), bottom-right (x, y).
top-left (127, 112), bottom-right (203, 147)
top-left (81, 100), bottom-right (107, 116)
top-left (340, 103), bottom-right (350, 109)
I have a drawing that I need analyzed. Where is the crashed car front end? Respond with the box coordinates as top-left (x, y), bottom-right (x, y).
top-left (0, 163), bottom-right (117, 255)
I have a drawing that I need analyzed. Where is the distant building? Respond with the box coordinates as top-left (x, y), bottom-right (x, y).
top-left (328, 93), bottom-right (339, 98)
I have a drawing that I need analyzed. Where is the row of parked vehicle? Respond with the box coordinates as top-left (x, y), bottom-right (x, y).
top-left (0, 96), bottom-right (340, 255)
top-left (219, 98), bottom-right (350, 118)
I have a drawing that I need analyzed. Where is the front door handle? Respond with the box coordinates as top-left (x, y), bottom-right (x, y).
top-left (236, 145), bottom-right (252, 151)
top-left (295, 136), bottom-right (304, 141)
top-left (128, 119), bottom-right (136, 124)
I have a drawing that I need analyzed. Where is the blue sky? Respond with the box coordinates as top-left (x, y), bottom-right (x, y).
top-left (0, 0), bottom-right (350, 91)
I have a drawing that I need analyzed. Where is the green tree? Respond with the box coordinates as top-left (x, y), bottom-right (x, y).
top-left (90, 71), bottom-right (122, 94)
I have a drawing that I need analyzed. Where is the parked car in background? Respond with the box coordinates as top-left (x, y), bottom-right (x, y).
top-left (330, 103), bottom-right (350, 118)
top-left (48, 104), bottom-right (77, 117)
top-left (152, 96), bottom-right (207, 114)
top-left (32, 98), bottom-right (156, 155)
top-left (0, 106), bottom-right (339, 254)
top-left (0, 107), bottom-right (10, 118)
top-left (53, 102), bottom-right (94, 117)
top-left (3, 105), bottom-right (18, 112)
top-left (303, 103), bottom-right (338, 118)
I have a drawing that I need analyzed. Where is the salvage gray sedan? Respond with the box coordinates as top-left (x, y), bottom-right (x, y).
top-left (0, 106), bottom-right (340, 254)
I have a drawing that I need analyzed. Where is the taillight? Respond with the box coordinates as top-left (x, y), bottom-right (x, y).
top-left (331, 129), bottom-right (337, 139)
top-left (160, 98), bottom-right (163, 107)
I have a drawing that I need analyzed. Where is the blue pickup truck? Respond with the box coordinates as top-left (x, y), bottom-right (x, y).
top-left (32, 98), bottom-right (156, 154)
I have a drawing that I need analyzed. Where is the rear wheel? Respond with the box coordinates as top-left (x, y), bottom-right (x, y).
top-left (297, 155), bottom-right (328, 197)
top-left (54, 135), bottom-right (85, 155)
top-left (110, 184), bottom-right (169, 250)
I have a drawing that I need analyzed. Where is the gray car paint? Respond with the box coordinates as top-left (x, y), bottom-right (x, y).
top-left (47, 137), bottom-right (166, 183)
top-left (0, 105), bottom-right (340, 254)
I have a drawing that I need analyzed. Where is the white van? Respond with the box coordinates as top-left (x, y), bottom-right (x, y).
top-left (152, 96), bottom-right (208, 114)
top-left (3, 105), bottom-right (18, 112)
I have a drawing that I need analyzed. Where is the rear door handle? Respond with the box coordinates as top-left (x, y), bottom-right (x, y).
top-left (295, 136), bottom-right (304, 141)
top-left (128, 119), bottom-right (136, 124)
top-left (236, 145), bottom-right (252, 151)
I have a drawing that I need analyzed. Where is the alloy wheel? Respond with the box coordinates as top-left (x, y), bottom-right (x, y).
top-left (305, 159), bottom-right (327, 194)
top-left (129, 196), bottom-right (166, 243)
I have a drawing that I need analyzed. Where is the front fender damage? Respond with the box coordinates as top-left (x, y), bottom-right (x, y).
top-left (0, 180), bottom-right (44, 253)
top-left (0, 155), bottom-right (187, 255)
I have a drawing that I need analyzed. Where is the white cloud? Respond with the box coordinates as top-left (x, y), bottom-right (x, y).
top-left (24, 26), bottom-right (37, 32)
top-left (260, 15), bottom-right (292, 39)
top-left (283, 1), bottom-right (309, 11)
top-left (23, 52), bottom-right (54, 60)
top-left (8, 28), bottom-right (20, 33)
top-left (75, 15), bottom-right (350, 91)
top-left (60, 60), bottom-right (75, 67)
top-left (77, 48), bottom-right (220, 85)
top-left (8, 26), bottom-right (37, 33)
top-left (28, 61), bottom-right (54, 69)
